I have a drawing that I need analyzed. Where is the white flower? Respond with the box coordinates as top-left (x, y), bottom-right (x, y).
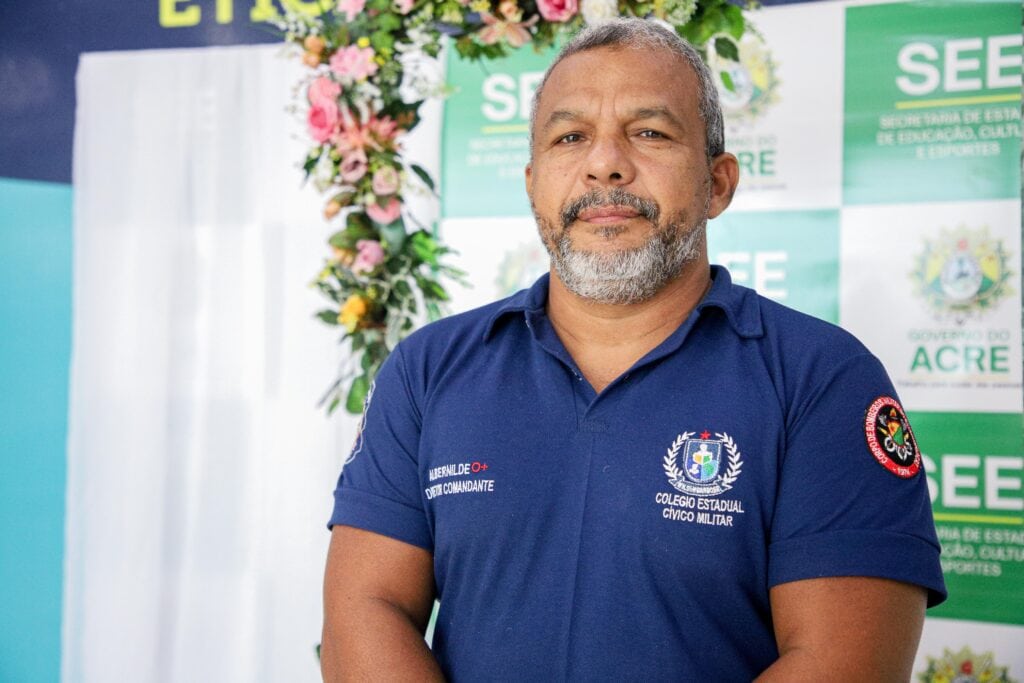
top-left (395, 27), bottom-right (435, 54)
top-left (398, 51), bottom-right (447, 103)
top-left (665, 0), bottom-right (697, 26)
top-left (352, 81), bottom-right (384, 113)
top-left (312, 154), bottom-right (337, 193)
top-left (581, 0), bottom-right (618, 24)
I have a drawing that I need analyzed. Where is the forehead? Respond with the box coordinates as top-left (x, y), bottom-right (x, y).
top-left (536, 45), bottom-right (701, 123)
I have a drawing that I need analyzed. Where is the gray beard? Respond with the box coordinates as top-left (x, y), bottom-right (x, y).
top-left (538, 206), bottom-right (707, 305)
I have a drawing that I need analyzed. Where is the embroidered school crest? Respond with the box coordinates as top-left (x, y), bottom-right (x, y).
top-left (864, 396), bottom-right (921, 478)
top-left (663, 431), bottom-right (744, 497)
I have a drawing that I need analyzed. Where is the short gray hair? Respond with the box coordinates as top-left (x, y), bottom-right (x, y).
top-left (528, 18), bottom-right (725, 159)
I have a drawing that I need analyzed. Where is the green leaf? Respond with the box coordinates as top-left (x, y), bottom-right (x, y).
top-left (328, 231), bottom-right (348, 249)
top-left (350, 333), bottom-right (365, 351)
top-left (684, 4), bottom-right (729, 46)
top-left (714, 36), bottom-right (739, 62)
top-left (409, 230), bottom-right (439, 265)
top-left (316, 309), bottom-right (340, 325)
top-left (439, 263), bottom-right (469, 280)
top-left (454, 37), bottom-right (478, 60)
top-left (346, 212), bottom-right (378, 241)
top-left (394, 279), bottom-right (413, 298)
top-left (722, 3), bottom-right (746, 40)
top-left (410, 163), bottom-right (436, 192)
top-left (303, 152), bottom-right (321, 177)
top-left (379, 216), bottom-right (407, 251)
top-left (327, 395), bottom-right (341, 415)
top-left (376, 12), bottom-right (401, 31)
top-left (719, 69), bottom-right (736, 93)
top-left (345, 374), bottom-right (370, 414)
top-left (421, 279), bottom-right (449, 301)
top-left (370, 29), bottom-right (394, 53)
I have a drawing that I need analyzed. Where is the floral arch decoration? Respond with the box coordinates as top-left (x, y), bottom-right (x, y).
top-left (274, 0), bottom-right (755, 414)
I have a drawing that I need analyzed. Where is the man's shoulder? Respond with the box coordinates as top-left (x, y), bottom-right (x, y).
top-left (757, 294), bottom-right (870, 356)
top-left (742, 291), bottom-right (883, 386)
top-left (706, 266), bottom-right (873, 364)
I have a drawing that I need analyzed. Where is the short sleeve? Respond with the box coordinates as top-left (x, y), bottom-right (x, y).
top-left (768, 352), bottom-right (947, 606)
top-left (328, 345), bottom-right (432, 550)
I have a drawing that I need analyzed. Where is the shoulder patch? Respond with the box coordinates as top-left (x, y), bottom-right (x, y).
top-left (864, 396), bottom-right (921, 478)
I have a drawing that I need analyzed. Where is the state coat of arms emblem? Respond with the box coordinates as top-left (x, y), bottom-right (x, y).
top-left (911, 226), bottom-right (1013, 324)
top-left (917, 646), bottom-right (1015, 683)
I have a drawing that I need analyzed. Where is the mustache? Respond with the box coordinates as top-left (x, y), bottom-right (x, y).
top-left (560, 188), bottom-right (660, 229)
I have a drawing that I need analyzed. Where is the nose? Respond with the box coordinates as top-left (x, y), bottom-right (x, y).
top-left (583, 134), bottom-right (636, 187)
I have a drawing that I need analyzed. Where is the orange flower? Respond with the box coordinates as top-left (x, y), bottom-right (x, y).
top-left (324, 199), bottom-right (343, 219)
top-left (303, 35), bottom-right (326, 54)
top-left (339, 294), bottom-right (369, 332)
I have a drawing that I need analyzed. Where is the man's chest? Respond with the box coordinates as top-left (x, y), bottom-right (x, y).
top-left (416, 351), bottom-right (785, 589)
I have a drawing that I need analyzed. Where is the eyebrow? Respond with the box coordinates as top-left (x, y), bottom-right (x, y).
top-left (631, 106), bottom-right (685, 130)
top-left (541, 109), bottom-right (583, 133)
top-left (540, 106), bottom-right (685, 133)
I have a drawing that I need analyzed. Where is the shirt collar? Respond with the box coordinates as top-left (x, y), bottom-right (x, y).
top-left (696, 265), bottom-right (764, 339)
top-left (482, 265), bottom-right (763, 342)
top-left (482, 273), bottom-right (549, 342)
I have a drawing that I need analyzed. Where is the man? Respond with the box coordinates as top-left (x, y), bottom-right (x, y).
top-left (322, 18), bottom-right (946, 681)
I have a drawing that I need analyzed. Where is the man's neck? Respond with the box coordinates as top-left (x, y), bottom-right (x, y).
top-left (545, 259), bottom-right (712, 392)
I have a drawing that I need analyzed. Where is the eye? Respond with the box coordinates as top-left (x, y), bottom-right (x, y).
top-left (638, 129), bottom-right (667, 139)
top-left (556, 132), bottom-right (583, 144)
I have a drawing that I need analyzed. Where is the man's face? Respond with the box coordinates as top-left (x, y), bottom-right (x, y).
top-left (526, 45), bottom-right (735, 304)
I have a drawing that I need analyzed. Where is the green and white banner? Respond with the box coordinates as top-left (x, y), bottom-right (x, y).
top-left (844, 1), bottom-right (1021, 205)
top-left (441, 46), bottom-right (557, 218)
top-left (912, 412), bottom-right (1024, 625)
top-left (439, 0), bottom-right (1023, 677)
top-left (840, 200), bottom-right (1021, 413)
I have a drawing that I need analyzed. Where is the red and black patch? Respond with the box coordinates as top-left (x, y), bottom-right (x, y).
top-left (864, 396), bottom-right (920, 478)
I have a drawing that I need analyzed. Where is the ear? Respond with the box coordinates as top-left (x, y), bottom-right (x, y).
top-left (707, 153), bottom-right (739, 219)
top-left (524, 162), bottom-right (533, 198)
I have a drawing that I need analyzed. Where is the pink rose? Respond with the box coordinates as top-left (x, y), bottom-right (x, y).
top-left (308, 76), bottom-right (341, 107)
top-left (366, 198), bottom-right (402, 225)
top-left (393, 0), bottom-right (415, 14)
top-left (371, 166), bottom-right (400, 196)
top-left (537, 0), bottom-right (577, 22)
top-left (337, 0), bottom-right (366, 21)
top-left (352, 239), bottom-right (386, 274)
top-left (339, 148), bottom-right (368, 183)
top-left (329, 45), bottom-right (378, 83)
top-left (307, 100), bottom-right (339, 143)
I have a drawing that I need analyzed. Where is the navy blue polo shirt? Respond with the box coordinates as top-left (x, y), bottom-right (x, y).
top-left (330, 265), bottom-right (946, 681)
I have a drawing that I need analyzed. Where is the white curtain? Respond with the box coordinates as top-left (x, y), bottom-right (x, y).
top-left (66, 44), bottom-right (442, 681)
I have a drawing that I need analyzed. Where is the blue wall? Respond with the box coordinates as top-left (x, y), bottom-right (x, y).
top-left (0, 178), bottom-right (73, 682)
